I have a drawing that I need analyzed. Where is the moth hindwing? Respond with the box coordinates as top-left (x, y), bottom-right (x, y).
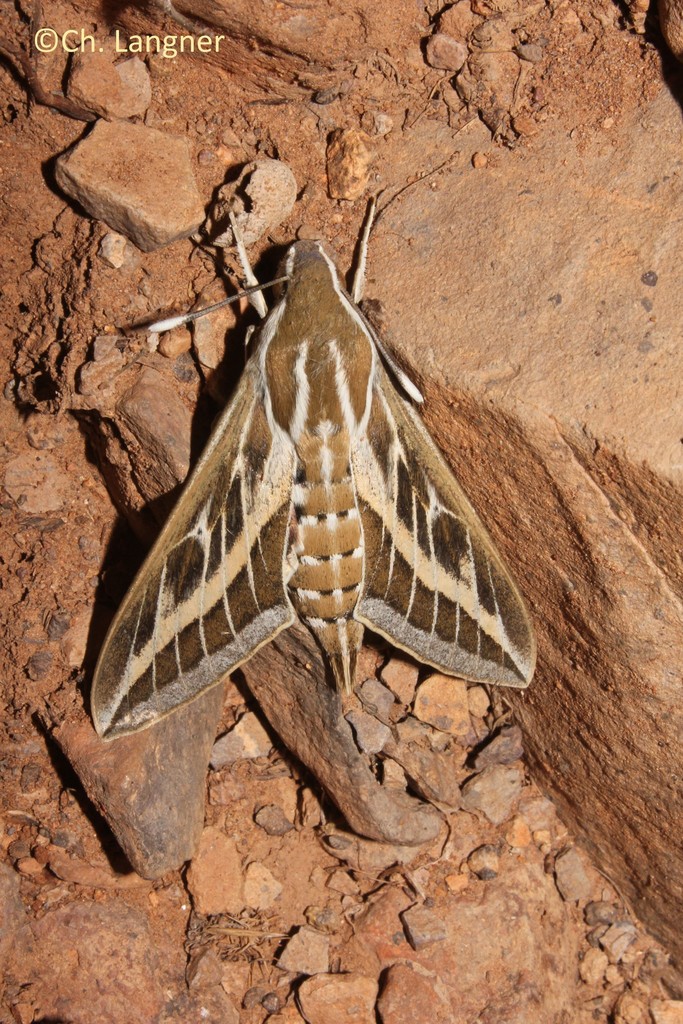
top-left (92, 239), bottom-right (535, 739)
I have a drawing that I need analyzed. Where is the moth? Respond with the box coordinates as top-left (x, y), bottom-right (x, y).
top-left (92, 209), bottom-right (536, 739)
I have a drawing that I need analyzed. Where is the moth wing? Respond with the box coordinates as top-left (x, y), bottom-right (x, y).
top-left (353, 363), bottom-right (536, 688)
top-left (92, 361), bottom-right (296, 739)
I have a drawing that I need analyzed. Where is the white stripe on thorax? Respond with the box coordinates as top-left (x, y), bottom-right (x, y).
top-left (329, 338), bottom-right (357, 435)
top-left (290, 341), bottom-right (310, 442)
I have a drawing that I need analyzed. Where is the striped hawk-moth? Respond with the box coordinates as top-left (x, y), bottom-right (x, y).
top-left (92, 228), bottom-right (535, 739)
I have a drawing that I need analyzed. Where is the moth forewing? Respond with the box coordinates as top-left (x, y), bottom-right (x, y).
top-left (352, 362), bottom-right (536, 689)
top-left (91, 361), bottom-right (296, 739)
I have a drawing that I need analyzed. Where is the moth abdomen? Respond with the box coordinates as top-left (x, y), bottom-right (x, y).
top-left (287, 425), bottom-right (366, 691)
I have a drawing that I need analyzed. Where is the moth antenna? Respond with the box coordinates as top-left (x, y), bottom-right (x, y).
top-left (351, 195), bottom-right (377, 304)
top-left (147, 277), bottom-right (289, 334)
top-left (229, 211), bottom-right (268, 319)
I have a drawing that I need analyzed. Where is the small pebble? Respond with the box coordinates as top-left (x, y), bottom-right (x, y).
top-left (326, 869), bottom-right (359, 896)
top-left (158, 327), bottom-right (192, 359)
top-left (210, 712), bottom-right (273, 768)
top-left (584, 900), bottom-right (619, 927)
top-left (27, 649), bottom-right (53, 681)
top-left (599, 921), bottom-right (638, 963)
top-left (579, 946), bottom-right (609, 985)
top-left (505, 816), bottom-right (531, 848)
top-left (472, 152), bottom-right (488, 169)
top-left (425, 32), bottom-right (468, 71)
top-left (377, 963), bottom-right (451, 1024)
top-left (467, 844), bottom-right (499, 880)
top-left (98, 231), bottom-right (133, 269)
top-left (466, 684), bottom-right (490, 717)
top-left (445, 872), bottom-right (469, 894)
top-left (326, 128), bottom-right (374, 201)
top-left (641, 270), bottom-right (658, 287)
top-left (254, 804), bottom-right (294, 837)
top-left (277, 926), bottom-right (329, 975)
top-left (360, 110), bottom-right (394, 136)
top-left (345, 709), bottom-right (391, 754)
top-left (651, 1000), bottom-right (683, 1024)
top-left (412, 673), bottom-right (471, 737)
top-left (298, 973), bottom-right (378, 1024)
top-left (473, 724), bottom-right (524, 768)
top-left (380, 658), bottom-right (420, 705)
top-left (381, 758), bottom-right (407, 789)
top-left (243, 862), bottom-right (283, 910)
top-left (401, 904), bottom-right (447, 950)
top-left (554, 847), bottom-right (594, 902)
top-left (460, 764), bottom-right (524, 825)
top-left (515, 42), bottom-right (545, 62)
top-left (358, 677), bottom-right (395, 722)
top-left (613, 991), bottom-right (649, 1024)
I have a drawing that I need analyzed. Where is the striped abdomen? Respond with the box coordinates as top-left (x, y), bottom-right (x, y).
top-left (287, 428), bottom-right (364, 692)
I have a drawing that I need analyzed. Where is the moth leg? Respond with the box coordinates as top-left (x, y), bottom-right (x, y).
top-left (351, 196), bottom-right (377, 304)
top-left (229, 211), bottom-right (268, 319)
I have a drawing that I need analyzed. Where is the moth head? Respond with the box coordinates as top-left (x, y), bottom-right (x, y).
top-left (278, 241), bottom-right (342, 295)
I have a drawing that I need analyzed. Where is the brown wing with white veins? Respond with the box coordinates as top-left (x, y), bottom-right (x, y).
top-left (352, 363), bottom-right (536, 688)
top-left (92, 360), bottom-right (295, 739)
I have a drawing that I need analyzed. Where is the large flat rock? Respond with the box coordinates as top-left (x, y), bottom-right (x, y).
top-left (368, 88), bottom-right (683, 963)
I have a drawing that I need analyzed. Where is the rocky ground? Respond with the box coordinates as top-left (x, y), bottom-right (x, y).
top-left (1, 0), bottom-right (682, 1022)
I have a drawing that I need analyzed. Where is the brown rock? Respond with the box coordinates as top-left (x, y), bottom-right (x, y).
top-left (401, 905), bottom-right (447, 951)
top-left (52, 686), bottom-right (223, 878)
top-left (460, 764), bottom-right (523, 824)
top-left (55, 120), bottom-right (205, 251)
top-left (0, 863), bottom-right (32, 963)
top-left (116, 366), bottom-right (192, 500)
top-left (32, 902), bottom-right (163, 1023)
top-left (68, 52), bottom-right (151, 119)
top-left (466, 684), bottom-right (490, 717)
top-left (554, 846), bottom-right (594, 902)
top-left (651, 1001), bottom-right (683, 1024)
top-left (158, 326), bottom-right (192, 359)
top-left (326, 129), bottom-right (374, 201)
top-left (186, 827), bottom-right (245, 915)
top-left (243, 862), bottom-right (283, 910)
top-left (254, 803), bottom-right (294, 836)
top-left (579, 947), bottom-right (609, 986)
top-left (425, 32), bottom-right (468, 71)
top-left (473, 723), bottom-right (524, 768)
top-left (467, 844), bottom-right (499, 879)
top-left (211, 160), bottom-right (298, 247)
top-left (210, 712), bottom-right (273, 767)
top-left (345, 708), bottom-right (391, 753)
top-left (349, 858), bottom-right (582, 1018)
top-left (377, 963), bottom-right (451, 1024)
top-left (277, 926), bottom-right (329, 976)
top-left (599, 921), bottom-right (638, 963)
top-left (371, 90), bottom-right (683, 963)
top-left (412, 673), bottom-right (471, 737)
top-left (357, 678), bottom-right (396, 722)
top-left (380, 658), bottom-right (420, 705)
top-left (298, 973), bottom-right (377, 1023)
top-left (505, 816), bottom-right (532, 849)
top-left (659, 0), bottom-right (683, 60)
